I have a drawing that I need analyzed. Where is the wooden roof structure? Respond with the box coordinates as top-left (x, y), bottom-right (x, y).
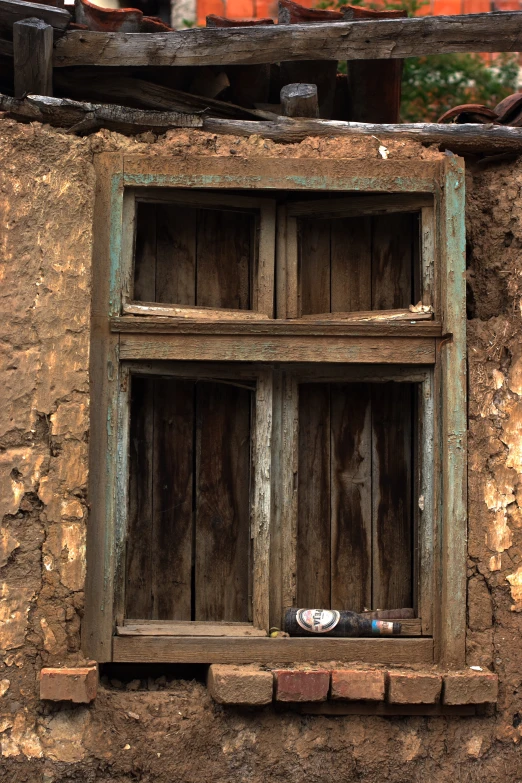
top-left (2, 0), bottom-right (522, 153)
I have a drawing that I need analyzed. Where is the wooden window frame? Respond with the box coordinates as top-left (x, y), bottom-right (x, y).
top-left (84, 153), bottom-right (466, 668)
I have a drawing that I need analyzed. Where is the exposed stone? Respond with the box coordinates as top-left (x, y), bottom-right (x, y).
top-left (40, 667), bottom-right (97, 703)
top-left (0, 679), bottom-right (10, 697)
top-left (274, 669), bottom-right (330, 702)
top-left (207, 665), bottom-right (273, 706)
top-left (443, 671), bottom-right (498, 705)
top-left (330, 669), bottom-right (385, 701)
top-left (387, 672), bottom-right (442, 704)
top-left (0, 529), bottom-right (20, 569)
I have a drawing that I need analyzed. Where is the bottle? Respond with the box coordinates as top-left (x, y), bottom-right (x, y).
top-left (283, 608), bottom-right (401, 637)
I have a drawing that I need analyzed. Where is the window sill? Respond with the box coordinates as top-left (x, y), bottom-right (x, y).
top-left (112, 635), bottom-right (433, 665)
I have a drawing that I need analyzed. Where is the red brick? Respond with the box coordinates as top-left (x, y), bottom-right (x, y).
top-left (331, 669), bottom-right (385, 701)
top-left (443, 671), bottom-right (498, 705)
top-left (274, 669), bottom-right (330, 702)
top-left (207, 665), bottom-right (273, 706)
top-left (40, 666), bottom-right (97, 703)
top-left (387, 671), bottom-right (442, 704)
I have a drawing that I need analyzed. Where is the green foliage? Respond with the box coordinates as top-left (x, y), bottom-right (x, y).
top-left (316, 0), bottom-right (520, 122)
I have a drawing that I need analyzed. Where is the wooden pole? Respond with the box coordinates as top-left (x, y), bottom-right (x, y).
top-left (281, 83), bottom-right (319, 118)
top-left (13, 17), bottom-right (53, 97)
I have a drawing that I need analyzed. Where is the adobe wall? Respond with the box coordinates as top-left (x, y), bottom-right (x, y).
top-left (0, 117), bottom-right (521, 782)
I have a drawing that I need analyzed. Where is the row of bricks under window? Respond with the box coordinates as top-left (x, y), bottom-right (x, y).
top-left (207, 666), bottom-right (498, 707)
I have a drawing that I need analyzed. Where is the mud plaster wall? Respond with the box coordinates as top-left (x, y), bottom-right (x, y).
top-left (0, 117), bottom-right (521, 782)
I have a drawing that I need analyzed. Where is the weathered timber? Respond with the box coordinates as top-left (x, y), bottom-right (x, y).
top-left (53, 72), bottom-right (270, 120)
top-left (118, 333), bottom-right (436, 364)
top-left (119, 622), bottom-right (267, 637)
top-left (111, 316), bottom-right (443, 336)
top-left (112, 635), bottom-right (434, 664)
top-left (0, 94), bottom-right (202, 133)
top-left (281, 83), bottom-right (319, 118)
top-left (123, 302), bottom-right (269, 320)
top-left (0, 37), bottom-right (12, 56)
top-left (204, 117), bottom-right (522, 154)
top-left (53, 13), bottom-right (522, 68)
top-left (0, 0), bottom-right (70, 31)
top-left (13, 18), bottom-right (53, 98)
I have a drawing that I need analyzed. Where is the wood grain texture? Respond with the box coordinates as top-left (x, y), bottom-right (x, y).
top-left (196, 208), bottom-right (252, 310)
top-left (371, 383), bottom-right (413, 610)
top-left (252, 371), bottom-right (273, 631)
top-left (125, 377), bottom-right (154, 619)
top-left (133, 202), bottom-right (156, 302)
top-left (298, 218), bottom-right (331, 316)
top-left (330, 217), bottom-right (371, 313)
top-left (155, 205), bottom-right (196, 305)
top-left (13, 18), bottom-right (53, 98)
top-left (287, 194), bottom-right (432, 219)
top-left (297, 384), bottom-right (331, 607)
top-left (372, 213), bottom-right (414, 309)
top-left (152, 378), bottom-right (194, 620)
top-left (0, 0), bottom-right (70, 31)
top-left (195, 382), bottom-right (251, 622)
top-left (113, 316), bottom-right (441, 336)
top-left (112, 635), bottom-right (434, 663)
top-left (118, 622), bottom-right (267, 636)
top-left (54, 13), bottom-right (522, 67)
top-left (330, 384), bottom-right (372, 612)
top-left (119, 334), bottom-right (437, 364)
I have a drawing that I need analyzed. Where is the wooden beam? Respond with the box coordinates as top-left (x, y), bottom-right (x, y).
top-left (0, 94), bottom-right (202, 134)
top-left (0, 0), bottom-right (70, 30)
top-left (281, 83), bottom-right (319, 118)
top-left (113, 635), bottom-right (434, 663)
top-left (13, 18), bottom-right (53, 98)
top-left (111, 316), bottom-right (442, 337)
top-left (118, 618), bottom-right (422, 636)
top-left (118, 333), bottom-right (436, 363)
top-left (204, 117), bottom-right (522, 155)
top-left (54, 13), bottom-right (522, 68)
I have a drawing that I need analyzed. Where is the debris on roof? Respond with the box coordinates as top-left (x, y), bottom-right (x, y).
top-left (438, 94), bottom-right (522, 126)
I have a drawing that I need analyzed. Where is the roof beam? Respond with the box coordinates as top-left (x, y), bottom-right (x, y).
top-left (53, 12), bottom-right (522, 67)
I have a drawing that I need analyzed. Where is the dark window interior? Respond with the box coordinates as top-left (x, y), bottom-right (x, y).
top-left (297, 382), bottom-right (416, 613)
top-left (298, 213), bottom-right (420, 315)
top-left (133, 202), bottom-right (257, 309)
top-left (125, 375), bottom-right (252, 622)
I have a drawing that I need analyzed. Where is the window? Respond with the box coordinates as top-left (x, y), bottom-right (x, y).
top-left (85, 154), bottom-right (466, 669)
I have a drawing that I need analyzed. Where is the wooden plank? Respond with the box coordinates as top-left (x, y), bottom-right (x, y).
top-left (298, 218), bottom-right (331, 316)
top-left (112, 635), bottom-right (434, 664)
top-left (269, 370), bottom-right (283, 630)
top-left (439, 155), bottom-right (467, 667)
top-left (297, 385), bottom-right (331, 608)
top-left (256, 200), bottom-right (276, 318)
top-left (330, 384), bottom-right (371, 612)
top-left (291, 365), bottom-right (430, 384)
top-left (203, 117), bottom-right (522, 156)
top-left (114, 315), bottom-right (442, 336)
top-left (123, 303), bottom-right (269, 320)
top-left (155, 205), bottom-right (196, 306)
top-left (82, 152), bottom-right (123, 663)
top-left (196, 208), bottom-right (252, 310)
top-left (13, 19), bottom-right (53, 99)
top-left (299, 309), bottom-right (432, 323)
top-left (331, 217), bottom-right (371, 313)
top-left (133, 202), bottom-right (156, 302)
top-left (125, 376), bottom-right (154, 620)
top-left (371, 384), bottom-right (413, 610)
top-left (119, 334), bottom-right (437, 364)
top-left (280, 373), bottom-right (298, 618)
top-left (1, 0), bottom-right (70, 31)
top-left (418, 374), bottom-right (435, 636)
top-left (54, 13), bottom-right (522, 67)
top-left (0, 38), bottom-right (13, 57)
top-left (122, 157), bottom-right (439, 194)
top-left (119, 618), bottom-right (421, 636)
top-left (118, 622), bottom-right (267, 637)
top-left (195, 382), bottom-right (251, 622)
top-left (281, 83), bottom-right (319, 118)
top-left (372, 213), bottom-right (414, 310)
top-left (252, 371), bottom-right (272, 631)
top-left (152, 378), bottom-right (194, 620)
top-left (287, 194), bottom-right (432, 218)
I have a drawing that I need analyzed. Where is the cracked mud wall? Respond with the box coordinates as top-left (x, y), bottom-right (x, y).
top-left (1, 117), bottom-right (522, 781)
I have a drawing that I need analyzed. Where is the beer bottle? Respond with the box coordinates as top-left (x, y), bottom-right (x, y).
top-left (283, 608), bottom-right (401, 637)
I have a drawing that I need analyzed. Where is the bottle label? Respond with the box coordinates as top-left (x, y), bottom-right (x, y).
top-left (371, 620), bottom-right (396, 635)
top-left (296, 609), bottom-right (341, 634)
